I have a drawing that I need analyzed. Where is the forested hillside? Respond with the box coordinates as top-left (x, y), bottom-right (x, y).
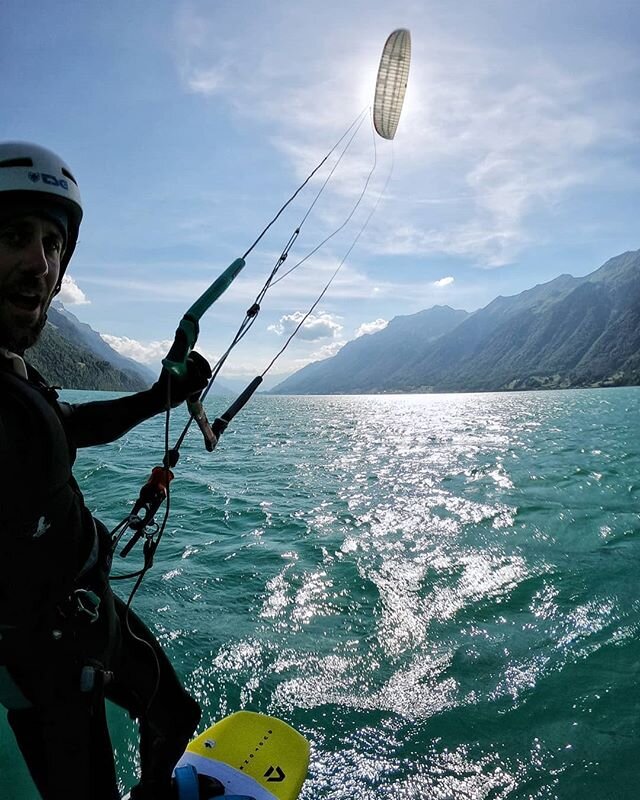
top-left (28, 324), bottom-right (148, 391)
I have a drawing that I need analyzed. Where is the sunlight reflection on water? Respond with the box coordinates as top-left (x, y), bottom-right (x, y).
top-left (2, 388), bottom-right (637, 799)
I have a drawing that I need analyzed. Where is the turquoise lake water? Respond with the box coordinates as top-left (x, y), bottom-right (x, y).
top-left (1, 387), bottom-right (639, 799)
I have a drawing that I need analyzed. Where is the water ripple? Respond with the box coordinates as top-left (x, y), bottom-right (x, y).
top-left (10, 386), bottom-right (635, 799)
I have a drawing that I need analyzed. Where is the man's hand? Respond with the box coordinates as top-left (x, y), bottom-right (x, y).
top-left (151, 351), bottom-right (212, 409)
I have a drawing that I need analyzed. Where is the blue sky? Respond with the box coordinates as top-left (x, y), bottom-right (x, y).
top-left (2, 0), bottom-right (639, 388)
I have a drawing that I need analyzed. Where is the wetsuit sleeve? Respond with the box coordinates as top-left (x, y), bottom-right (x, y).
top-left (60, 388), bottom-right (166, 449)
top-left (58, 352), bottom-right (212, 449)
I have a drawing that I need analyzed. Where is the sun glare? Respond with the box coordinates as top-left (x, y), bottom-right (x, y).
top-left (357, 56), bottom-right (379, 115)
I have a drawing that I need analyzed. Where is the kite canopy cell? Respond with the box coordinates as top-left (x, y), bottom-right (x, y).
top-left (373, 29), bottom-right (411, 140)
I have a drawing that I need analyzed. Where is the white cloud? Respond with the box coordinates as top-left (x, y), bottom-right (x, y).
top-left (178, 8), bottom-right (637, 268)
top-left (101, 335), bottom-right (174, 365)
top-left (58, 275), bottom-right (90, 305)
top-left (310, 341), bottom-right (345, 360)
top-left (355, 318), bottom-right (388, 337)
top-left (173, 5), bottom-right (232, 97)
top-left (77, 260), bottom-right (454, 310)
top-left (268, 311), bottom-right (343, 341)
top-left (281, 340), bottom-right (346, 374)
top-left (367, 50), bottom-right (629, 266)
top-left (187, 67), bottom-right (226, 96)
top-left (169, 5), bottom-right (639, 276)
top-left (434, 276), bottom-right (454, 288)
top-left (78, 274), bottom-right (218, 302)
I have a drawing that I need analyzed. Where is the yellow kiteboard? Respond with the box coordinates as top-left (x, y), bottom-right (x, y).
top-left (179, 711), bottom-right (309, 800)
top-left (123, 711), bottom-right (309, 800)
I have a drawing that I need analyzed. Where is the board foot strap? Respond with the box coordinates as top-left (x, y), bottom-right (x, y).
top-left (175, 764), bottom-right (254, 800)
top-left (174, 765), bottom-right (200, 800)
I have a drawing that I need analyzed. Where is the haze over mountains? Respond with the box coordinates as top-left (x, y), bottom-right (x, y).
top-left (272, 250), bottom-right (640, 394)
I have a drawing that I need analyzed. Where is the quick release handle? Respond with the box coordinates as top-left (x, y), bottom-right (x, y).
top-left (120, 467), bottom-right (174, 558)
top-left (162, 257), bottom-right (246, 377)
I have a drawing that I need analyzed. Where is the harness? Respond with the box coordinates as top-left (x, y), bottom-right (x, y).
top-left (0, 361), bottom-right (113, 707)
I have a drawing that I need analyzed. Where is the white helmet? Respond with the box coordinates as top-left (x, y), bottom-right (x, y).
top-left (0, 141), bottom-right (83, 280)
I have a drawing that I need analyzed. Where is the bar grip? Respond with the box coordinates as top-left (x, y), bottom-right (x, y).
top-left (162, 258), bottom-right (246, 378)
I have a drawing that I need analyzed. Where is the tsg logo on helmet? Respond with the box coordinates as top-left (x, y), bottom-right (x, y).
top-left (27, 171), bottom-right (70, 191)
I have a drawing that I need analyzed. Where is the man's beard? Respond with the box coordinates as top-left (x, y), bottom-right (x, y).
top-left (0, 309), bottom-right (47, 355)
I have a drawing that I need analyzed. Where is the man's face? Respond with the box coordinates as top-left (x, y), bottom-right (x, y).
top-left (0, 214), bottom-right (64, 355)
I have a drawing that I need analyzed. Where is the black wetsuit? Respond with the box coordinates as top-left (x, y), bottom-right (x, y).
top-left (0, 361), bottom-right (200, 800)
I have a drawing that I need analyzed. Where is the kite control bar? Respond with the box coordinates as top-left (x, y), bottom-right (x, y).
top-left (162, 257), bottom-right (246, 378)
top-left (210, 376), bottom-right (263, 440)
top-left (188, 376), bottom-right (263, 452)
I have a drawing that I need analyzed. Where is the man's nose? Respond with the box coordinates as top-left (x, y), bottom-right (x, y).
top-left (19, 236), bottom-right (50, 277)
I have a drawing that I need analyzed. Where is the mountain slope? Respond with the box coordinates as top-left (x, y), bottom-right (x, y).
top-left (397, 251), bottom-right (640, 392)
top-left (273, 305), bottom-right (469, 394)
top-left (272, 250), bottom-right (640, 394)
top-left (27, 324), bottom-right (149, 391)
top-left (48, 302), bottom-right (156, 384)
top-left (28, 303), bottom-right (238, 394)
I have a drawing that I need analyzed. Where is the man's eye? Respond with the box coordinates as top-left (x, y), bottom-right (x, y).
top-left (0, 227), bottom-right (27, 248)
top-left (44, 236), bottom-right (64, 256)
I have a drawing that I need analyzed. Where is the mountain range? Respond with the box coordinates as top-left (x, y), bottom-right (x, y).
top-left (27, 302), bottom-right (237, 395)
top-left (27, 302), bottom-right (154, 391)
top-left (272, 249), bottom-right (640, 394)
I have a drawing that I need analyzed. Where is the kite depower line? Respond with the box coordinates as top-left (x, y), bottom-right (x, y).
top-left (109, 29), bottom-right (412, 588)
